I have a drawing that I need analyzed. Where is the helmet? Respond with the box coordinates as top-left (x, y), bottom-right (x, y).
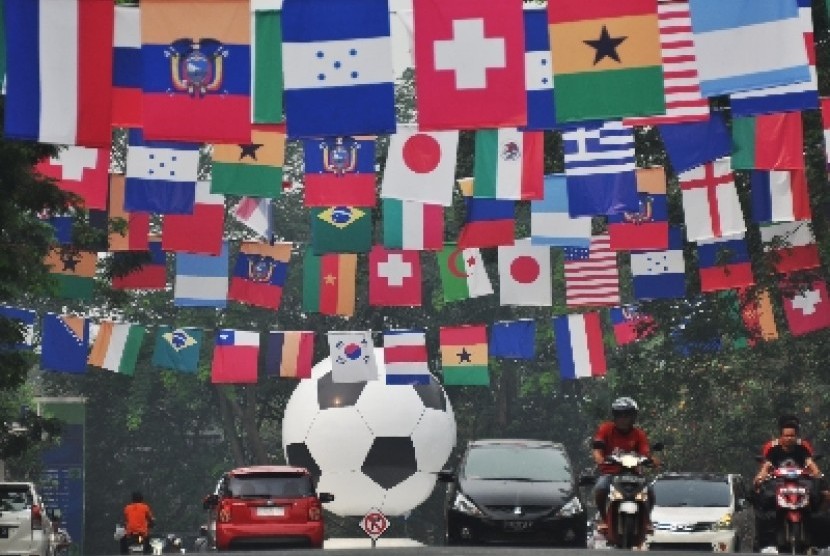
top-left (611, 397), bottom-right (639, 417)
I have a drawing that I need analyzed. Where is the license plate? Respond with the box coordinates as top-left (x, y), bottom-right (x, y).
top-left (0, 527), bottom-right (7, 538)
top-left (504, 520), bottom-right (533, 531)
top-left (256, 506), bottom-right (285, 517)
top-left (619, 501), bottom-right (639, 514)
top-left (618, 475), bottom-right (642, 483)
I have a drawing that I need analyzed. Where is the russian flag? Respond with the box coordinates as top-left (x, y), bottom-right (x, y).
top-left (211, 329), bottom-right (260, 384)
top-left (383, 329), bottom-right (430, 385)
top-left (553, 313), bottom-right (607, 379)
top-left (750, 170), bottom-right (812, 223)
top-left (5, 0), bottom-right (113, 147)
top-left (112, 4), bottom-right (141, 127)
top-left (697, 233), bottom-right (755, 292)
top-left (457, 198), bottom-right (515, 248)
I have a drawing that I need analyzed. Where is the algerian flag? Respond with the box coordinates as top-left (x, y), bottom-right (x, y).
top-left (88, 322), bottom-right (146, 375)
top-left (436, 244), bottom-right (494, 302)
top-left (251, 0), bottom-right (283, 123)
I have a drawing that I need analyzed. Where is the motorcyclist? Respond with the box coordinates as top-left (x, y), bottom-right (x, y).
top-left (193, 525), bottom-right (210, 553)
top-left (120, 491), bottom-right (155, 555)
top-left (591, 396), bottom-right (658, 534)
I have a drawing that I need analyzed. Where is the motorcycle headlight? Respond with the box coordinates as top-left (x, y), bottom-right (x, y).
top-left (608, 485), bottom-right (624, 501)
top-left (711, 513), bottom-right (733, 531)
top-left (556, 496), bottom-right (584, 518)
top-left (452, 491), bottom-right (484, 517)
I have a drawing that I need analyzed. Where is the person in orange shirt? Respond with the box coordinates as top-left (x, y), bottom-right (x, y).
top-left (120, 491), bottom-right (155, 555)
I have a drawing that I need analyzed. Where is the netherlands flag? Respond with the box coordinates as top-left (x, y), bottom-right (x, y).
top-left (553, 313), bottom-right (607, 379)
top-left (383, 329), bottom-right (430, 385)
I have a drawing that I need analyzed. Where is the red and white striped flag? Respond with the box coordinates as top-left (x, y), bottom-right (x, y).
top-left (564, 234), bottom-right (620, 308)
top-left (623, 0), bottom-right (709, 126)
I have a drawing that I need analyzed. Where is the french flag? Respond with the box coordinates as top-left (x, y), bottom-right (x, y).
top-left (112, 4), bottom-right (141, 127)
top-left (553, 313), bottom-right (607, 379)
top-left (5, 0), bottom-right (114, 147)
top-left (751, 170), bottom-right (812, 223)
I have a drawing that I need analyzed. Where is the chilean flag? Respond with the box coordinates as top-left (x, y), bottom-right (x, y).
top-left (211, 329), bottom-right (260, 384)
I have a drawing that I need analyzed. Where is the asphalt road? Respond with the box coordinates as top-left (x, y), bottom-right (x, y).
top-left (99, 548), bottom-right (759, 556)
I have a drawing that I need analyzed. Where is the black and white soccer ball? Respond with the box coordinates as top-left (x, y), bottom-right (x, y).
top-left (281, 347), bottom-right (456, 516)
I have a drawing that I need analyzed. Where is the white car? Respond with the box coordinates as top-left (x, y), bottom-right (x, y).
top-left (0, 482), bottom-right (52, 556)
top-left (646, 472), bottom-right (750, 553)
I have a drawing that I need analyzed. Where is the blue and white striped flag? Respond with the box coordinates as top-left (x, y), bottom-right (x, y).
top-left (174, 241), bottom-right (229, 308)
top-left (531, 175), bottom-right (591, 248)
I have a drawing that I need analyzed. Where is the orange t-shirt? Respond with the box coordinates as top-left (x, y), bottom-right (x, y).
top-left (124, 502), bottom-right (153, 535)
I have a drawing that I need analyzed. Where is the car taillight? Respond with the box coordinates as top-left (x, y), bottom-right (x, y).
top-left (31, 505), bottom-right (42, 530)
top-left (308, 503), bottom-right (322, 522)
top-left (218, 501), bottom-right (232, 523)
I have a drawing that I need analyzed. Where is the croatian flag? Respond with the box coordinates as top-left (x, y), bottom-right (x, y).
top-left (383, 329), bottom-right (430, 385)
top-left (553, 313), bottom-right (607, 379)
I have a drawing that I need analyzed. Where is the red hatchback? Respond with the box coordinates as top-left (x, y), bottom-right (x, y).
top-left (203, 465), bottom-right (334, 550)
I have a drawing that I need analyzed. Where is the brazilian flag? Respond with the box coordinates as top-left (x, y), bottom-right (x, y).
top-left (310, 207), bottom-right (372, 255)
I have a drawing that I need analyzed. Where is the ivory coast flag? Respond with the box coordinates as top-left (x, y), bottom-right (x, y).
top-left (440, 324), bottom-right (489, 386)
top-left (88, 321), bottom-right (146, 375)
top-left (549, 0), bottom-right (664, 123)
top-left (211, 124), bottom-right (285, 197)
top-left (302, 250), bottom-right (357, 317)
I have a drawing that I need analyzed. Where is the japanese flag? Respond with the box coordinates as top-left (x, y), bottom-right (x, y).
top-left (497, 238), bottom-right (551, 306)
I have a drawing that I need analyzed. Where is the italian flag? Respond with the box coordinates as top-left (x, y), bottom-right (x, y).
top-left (382, 198), bottom-right (444, 251)
top-left (473, 128), bottom-right (543, 200)
top-left (88, 322), bottom-right (146, 375)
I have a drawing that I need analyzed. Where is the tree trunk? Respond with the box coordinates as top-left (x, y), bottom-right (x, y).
top-left (217, 386), bottom-right (244, 466)
top-left (242, 386), bottom-right (269, 464)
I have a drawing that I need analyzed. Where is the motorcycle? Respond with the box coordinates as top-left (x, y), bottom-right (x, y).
top-left (765, 464), bottom-right (818, 555)
top-left (115, 523), bottom-right (152, 555)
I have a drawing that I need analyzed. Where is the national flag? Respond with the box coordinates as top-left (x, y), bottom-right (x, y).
top-left (310, 206), bottom-right (372, 254)
top-left (41, 313), bottom-right (90, 374)
top-left (439, 324), bottom-right (489, 386)
top-left (610, 305), bottom-right (655, 346)
top-left (265, 331), bottom-right (314, 379)
top-left (174, 241), bottom-right (229, 308)
top-left (530, 174), bottom-right (592, 248)
top-left (553, 312), bottom-right (607, 379)
top-left (522, 8), bottom-right (556, 130)
top-left (108, 174), bottom-right (150, 252)
top-left (231, 197), bottom-right (273, 240)
top-left (162, 182), bottom-right (225, 255)
top-left (141, 0), bottom-right (251, 142)
top-left (111, 238), bottom-right (167, 290)
top-left (473, 128), bottom-right (543, 200)
top-left (35, 147), bottom-right (109, 210)
top-left (564, 234), bottom-right (621, 307)
top-left (436, 244), bottom-right (494, 302)
top-left (282, 0), bottom-right (395, 137)
top-left (657, 111), bottom-right (731, 174)
top-left (489, 319), bottom-right (535, 359)
top-left (303, 136), bottom-right (376, 207)
top-left (303, 250), bottom-right (357, 317)
top-left (822, 97), bottom-right (830, 171)
top-left (5, 0), bottom-right (113, 146)
top-left (497, 239), bottom-right (552, 306)
top-left (731, 112), bottom-right (804, 170)
top-left (548, 0), bottom-right (665, 123)
top-left (382, 198), bottom-right (444, 251)
top-left (0, 306), bottom-right (35, 350)
top-left (414, 0), bottom-right (526, 130)
top-left (328, 331), bottom-right (378, 383)
top-left (151, 326), bottom-right (202, 373)
top-left (368, 246), bottom-right (422, 307)
top-left (211, 125), bottom-right (286, 198)
top-left (44, 247), bottom-right (96, 300)
top-left (383, 329), bottom-right (430, 385)
top-left (750, 170), bottom-right (812, 223)
top-left (729, 0), bottom-right (818, 116)
top-left (697, 233), bottom-right (755, 293)
top-left (88, 321), bottom-right (145, 375)
top-left (124, 129), bottom-right (199, 215)
top-left (688, 0), bottom-right (811, 97)
top-left (608, 167), bottom-right (669, 251)
top-left (380, 126), bottom-right (459, 206)
top-left (251, 0), bottom-right (284, 124)
top-left (211, 329), bottom-right (260, 384)
top-left (562, 121), bottom-right (638, 216)
top-left (457, 198), bottom-right (515, 248)
top-left (739, 289), bottom-right (779, 345)
top-left (112, 4), bottom-right (141, 127)
top-left (760, 220), bottom-right (821, 274)
top-left (46, 214), bottom-right (74, 246)
top-left (631, 226), bottom-right (687, 300)
top-left (622, 0), bottom-right (710, 126)
top-left (678, 157), bottom-right (747, 241)
top-left (229, 241), bottom-right (291, 310)
top-left (781, 279), bottom-right (830, 336)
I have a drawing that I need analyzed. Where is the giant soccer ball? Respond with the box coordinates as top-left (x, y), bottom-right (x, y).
top-left (281, 348), bottom-right (456, 516)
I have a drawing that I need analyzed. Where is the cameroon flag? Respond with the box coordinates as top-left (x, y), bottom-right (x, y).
top-left (549, 0), bottom-right (664, 123)
top-left (211, 124), bottom-right (285, 197)
top-left (302, 250), bottom-right (357, 317)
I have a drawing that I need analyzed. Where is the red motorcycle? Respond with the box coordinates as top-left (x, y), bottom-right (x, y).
top-left (768, 464), bottom-right (816, 554)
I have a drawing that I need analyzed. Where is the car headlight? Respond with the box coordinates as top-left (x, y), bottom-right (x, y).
top-left (452, 491), bottom-right (484, 517)
top-left (556, 496), bottom-right (584, 518)
top-left (711, 513), bottom-right (733, 531)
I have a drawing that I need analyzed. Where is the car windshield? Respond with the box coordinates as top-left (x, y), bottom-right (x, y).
top-left (653, 478), bottom-right (731, 507)
top-left (0, 486), bottom-right (31, 511)
top-left (462, 445), bottom-right (572, 482)
top-left (227, 473), bottom-right (314, 498)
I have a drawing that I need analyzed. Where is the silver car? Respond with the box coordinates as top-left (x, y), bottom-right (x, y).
top-left (0, 482), bottom-right (52, 556)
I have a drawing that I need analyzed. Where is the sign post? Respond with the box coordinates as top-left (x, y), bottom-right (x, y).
top-left (360, 509), bottom-right (390, 548)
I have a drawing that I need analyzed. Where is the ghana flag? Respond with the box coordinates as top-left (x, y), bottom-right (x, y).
top-left (211, 124), bottom-right (285, 197)
top-left (549, 0), bottom-right (664, 123)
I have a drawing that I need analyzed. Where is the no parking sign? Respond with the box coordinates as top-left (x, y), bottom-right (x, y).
top-left (360, 509), bottom-right (390, 542)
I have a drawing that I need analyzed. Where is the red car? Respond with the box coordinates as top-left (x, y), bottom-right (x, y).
top-left (203, 465), bottom-right (334, 550)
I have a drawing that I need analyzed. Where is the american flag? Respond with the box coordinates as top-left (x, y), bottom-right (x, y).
top-left (623, 0), bottom-right (710, 126)
top-left (564, 235), bottom-right (620, 307)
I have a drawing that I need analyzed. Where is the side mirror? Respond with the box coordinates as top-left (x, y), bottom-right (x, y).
top-left (579, 474), bottom-right (597, 487)
top-left (318, 492), bottom-right (335, 503)
top-left (651, 442), bottom-right (664, 452)
top-left (202, 494), bottom-right (219, 509)
top-left (437, 469), bottom-right (457, 483)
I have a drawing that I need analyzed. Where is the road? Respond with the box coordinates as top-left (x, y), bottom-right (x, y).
top-left (101, 548), bottom-right (747, 556)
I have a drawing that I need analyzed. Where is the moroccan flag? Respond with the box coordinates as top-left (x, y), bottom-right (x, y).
top-left (303, 250), bottom-right (357, 317)
top-left (112, 4), bottom-right (141, 127)
top-left (228, 241), bottom-right (292, 310)
top-left (607, 167), bottom-right (669, 251)
top-left (382, 199), bottom-right (444, 251)
top-left (211, 124), bottom-right (285, 197)
top-left (35, 147), bottom-right (109, 210)
top-left (310, 206), bottom-right (372, 254)
top-left (252, 0), bottom-right (283, 124)
top-left (162, 181), bottom-right (225, 255)
top-left (739, 289), bottom-right (779, 345)
top-left (88, 321), bottom-right (145, 375)
top-left (44, 246), bottom-right (96, 300)
top-left (548, 0), bottom-right (665, 123)
top-left (697, 233), bottom-right (755, 293)
top-left (141, 0), bottom-right (251, 142)
top-left (731, 112), bottom-right (804, 170)
top-left (436, 244), bottom-right (494, 302)
top-left (473, 129), bottom-right (543, 200)
top-left (439, 324), bottom-right (489, 386)
top-left (41, 313), bottom-right (90, 374)
top-left (151, 326), bottom-right (202, 373)
top-left (457, 198), bottom-right (515, 248)
top-left (303, 137), bottom-right (376, 207)
top-left (265, 331), bottom-right (314, 379)
top-left (760, 220), bottom-right (821, 274)
top-left (750, 170), bottom-right (811, 223)
top-left (108, 174), bottom-right (150, 252)
top-left (211, 329), bottom-right (260, 384)
top-left (111, 238), bottom-right (167, 290)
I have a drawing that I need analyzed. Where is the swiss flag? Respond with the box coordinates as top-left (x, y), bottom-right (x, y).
top-left (368, 246), bottom-right (422, 307)
top-left (781, 279), bottom-right (830, 336)
top-left (36, 147), bottom-right (109, 210)
top-left (413, 0), bottom-right (527, 130)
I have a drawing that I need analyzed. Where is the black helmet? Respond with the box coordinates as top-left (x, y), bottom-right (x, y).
top-left (131, 491), bottom-right (143, 503)
top-left (611, 396), bottom-right (639, 417)
top-left (778, 414), bottom-right (801, 432)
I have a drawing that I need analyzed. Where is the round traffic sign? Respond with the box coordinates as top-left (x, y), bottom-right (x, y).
top-left (361, 510), bottom-right (390, 540)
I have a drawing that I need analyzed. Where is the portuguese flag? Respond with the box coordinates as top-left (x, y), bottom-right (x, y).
top-left (731, 112), bottom-right (804, 171)
top-left (211, 124), bottom-right (285, 197)
top-left (302, 250), bottom-right (357, 317)
top-left (549, 0), bottom-right (664, 123)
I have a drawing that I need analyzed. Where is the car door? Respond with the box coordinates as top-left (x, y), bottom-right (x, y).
top-left (0, 485), bottom-right (34, 554)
